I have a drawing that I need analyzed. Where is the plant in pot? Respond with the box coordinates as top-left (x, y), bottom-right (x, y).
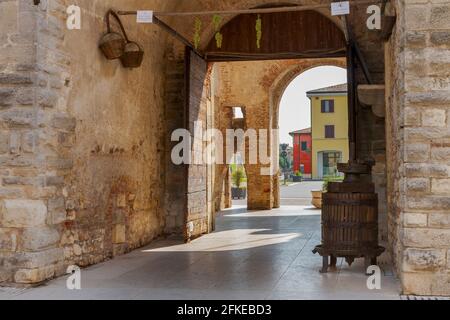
top-left (311, 176), bottom-right (344, 209)
top-left (231, 167), bottom-right (247, 200)
top-left (311, 177), bottom-right (330, 209)
top-left (293, 171), bottom-right (303, 182)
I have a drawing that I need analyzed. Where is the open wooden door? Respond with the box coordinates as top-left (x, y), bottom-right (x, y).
top-left (184, 47), bottom-right (213, 241)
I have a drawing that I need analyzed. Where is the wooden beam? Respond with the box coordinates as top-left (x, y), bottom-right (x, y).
top-left (353, 41), bottom-right (374, 85)
top-left (347, 43), bottom-right (357, 161)
top-left (117, 0), bottom-right (383, 17)
top-left (204, 49), bottom-right (346, 62)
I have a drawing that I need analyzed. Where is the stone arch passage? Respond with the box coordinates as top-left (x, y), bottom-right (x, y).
top-left (210, 58), bottom-right (346, 212)
top-left (269, 60), bottom-right (347, 208)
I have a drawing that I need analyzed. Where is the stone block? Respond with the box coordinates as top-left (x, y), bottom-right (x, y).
top-left (45, 157), bottom-right (73, 170)
top-left (16, 248), bottom-right (63, 269)
top-left (0, 73), bottom-right (33, 85)
top-left (112, 225), bottom-right (126, 244)
top-left (402, 272), bottom-right (449, 296)
top-left (407, 196), bottom-right (450, 211)
top-left (404, 213), bottom-right (427, 228)
top-left (45, 176), bottom-right (64, 187)
top-left (14, 265), bottom-right (55, 284)
top-left (431, 145), bottom-right (450, 161)
top-left (431, 178), bottom-right (450, 195)
top-left (404, 248), bottom-right (446, 272)
top-left (405, 5), bottom-right (429, 30)
top-left (47, 197), bottom-right (66, 225)
top-left (51, 115), bottom-right (76, 131)
top-left (21, 131), bottom-right (36, 153)
top-left (404, 228), bottom-right (450, 249)
top-left (0, 88), bottom-right (15, 107)
top-left (22, 226), bottom-right (59, 251)
top-left (0, 228), bottom-right (17, 252)
top-left (0, 1), bottom-right (18, 34)
top-left (1, 108), bottom-right (35, 127)
top-left (0, 270), bottom-right (11, 283)
top-left (422, 109), bottom-right (446, 127)
top-left (0, 132), bottom-right (9, 154)
top-left (73, 244), bottom-right (82, 256)
top-left (0, 199), bottom-right (47, 228)
top-left (406, 178), bottom-right (430, 193)
top-left (16, 88), bottom-right (34, 106)
top-left (405, 143), bottom-right (430, 162)
top-left (428, 213), bottom-right (450, 228)
top-left (9, 131), bottom-right (21, 154)
top-left (430, 5), bottom-right (450, 29)
top-left (405, 163), bottom-right (448, 178)
top-left (406, 31), bottom-right (427, 48)
top-left (37, 90), bottom-right (58, 108)
top-left (431, 31), bottom-right (450, 47)
top-left (404, 106), bottom-right (421, 126)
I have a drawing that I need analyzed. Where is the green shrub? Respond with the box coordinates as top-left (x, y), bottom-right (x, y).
top-left (232, 168), bottom-right (245, 189)
top-left (322, 175), bottom-right (344, 192)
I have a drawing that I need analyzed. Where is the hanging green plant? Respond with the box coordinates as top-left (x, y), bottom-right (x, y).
top-left (212, 14), bottom-right (223, 48)
top-left (215, 32), bottom-right (223, 49)
top-left (194, 17), bottom-right (202, 49)
top-left (255, 14), bottom-right (262, 49)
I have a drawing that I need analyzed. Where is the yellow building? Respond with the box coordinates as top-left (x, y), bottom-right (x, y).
top-left (307, 84), bottom-right (349, 179)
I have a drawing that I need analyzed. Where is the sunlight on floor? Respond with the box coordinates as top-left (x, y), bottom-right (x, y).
top-left (142, 229), bottom-right (302, 252)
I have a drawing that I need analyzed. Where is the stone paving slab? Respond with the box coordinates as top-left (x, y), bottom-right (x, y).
top-left (1, 206), bottom-right (401, 300)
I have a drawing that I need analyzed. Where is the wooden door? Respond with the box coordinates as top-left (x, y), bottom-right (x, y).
top-left (184, 48), bottom-right (211, 241)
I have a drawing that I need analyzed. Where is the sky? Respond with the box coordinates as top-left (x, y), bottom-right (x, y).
top-left (279, 66), bottom-right (347, 145)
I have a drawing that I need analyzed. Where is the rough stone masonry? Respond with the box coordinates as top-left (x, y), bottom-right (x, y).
top-left (0, 0), bottom-right (449, 297)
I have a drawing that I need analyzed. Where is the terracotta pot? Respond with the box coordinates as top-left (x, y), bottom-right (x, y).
top-left (311, 190), bottom-right (323, 209)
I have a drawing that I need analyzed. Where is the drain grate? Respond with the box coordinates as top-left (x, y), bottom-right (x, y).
top-left (401, 295), bottom-right (450, 301)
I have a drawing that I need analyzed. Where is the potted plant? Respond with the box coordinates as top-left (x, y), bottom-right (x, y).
top-left (311, 177), bottom-right (329, 209)
top-left (292, 171), bottom-right (303, 182)
top-left (311, 189), bottom-right (323, 209)
top-left (231, 167), bottom-right (247, 200)
top-left (311, 176), bottom-right (344, 209)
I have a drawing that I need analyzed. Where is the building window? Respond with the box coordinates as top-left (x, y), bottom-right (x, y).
top-left (325, 125), bottom-right (335, 138)
top-left (321, 100), bottom-right (335, 113)
top-left (232, 107), bottom-right (244, 119)
top-left (323, 152), bottom-right (342, 176)
top-left (301, 141), bottom-right (308, 151)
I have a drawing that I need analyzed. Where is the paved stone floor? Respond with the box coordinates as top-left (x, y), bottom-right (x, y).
top-left (0, 206), bottom-right (401, 300)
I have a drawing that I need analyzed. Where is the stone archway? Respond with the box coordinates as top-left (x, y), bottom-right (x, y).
top-left (268, 59), bottom-right (347, 207)
top-left (210, 58), bottom-right (346, 211)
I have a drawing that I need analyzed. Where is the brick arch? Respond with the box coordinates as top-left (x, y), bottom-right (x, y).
top-left (269, 59), bottom-right (347, 128)
top-left (267, 59), bottom-right (346, 208)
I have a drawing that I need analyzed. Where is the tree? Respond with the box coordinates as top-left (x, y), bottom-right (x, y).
top-left (232, 167), bottom-right (245, 189)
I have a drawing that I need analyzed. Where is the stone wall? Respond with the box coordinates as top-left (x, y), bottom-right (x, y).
top-left (0, 0), bottom-right (180, 284)
top-left (386, 0), bottom-right (450, 296)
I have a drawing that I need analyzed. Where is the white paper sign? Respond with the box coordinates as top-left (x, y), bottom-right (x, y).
top-left (331, 1), bottom-right (350, 16)
top-left (137, 10), bottom-right (153, 23)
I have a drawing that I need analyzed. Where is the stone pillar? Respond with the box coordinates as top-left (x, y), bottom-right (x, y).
top-left (246, 165), bottom-right (273, 210)
top-left (386, 0), bottom-right (450, 296)
top-left (0, 1), bottom-right (68, 284)
top-left (223, 169), bottom-right (232, 209)
top-left (272, 173), bottom-right (280, 208)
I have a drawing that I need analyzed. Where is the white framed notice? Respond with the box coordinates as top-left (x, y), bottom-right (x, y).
top-left (137, 10), bottom-right (154, 23)
top-left (331, 1), bottom-right (350, 16)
